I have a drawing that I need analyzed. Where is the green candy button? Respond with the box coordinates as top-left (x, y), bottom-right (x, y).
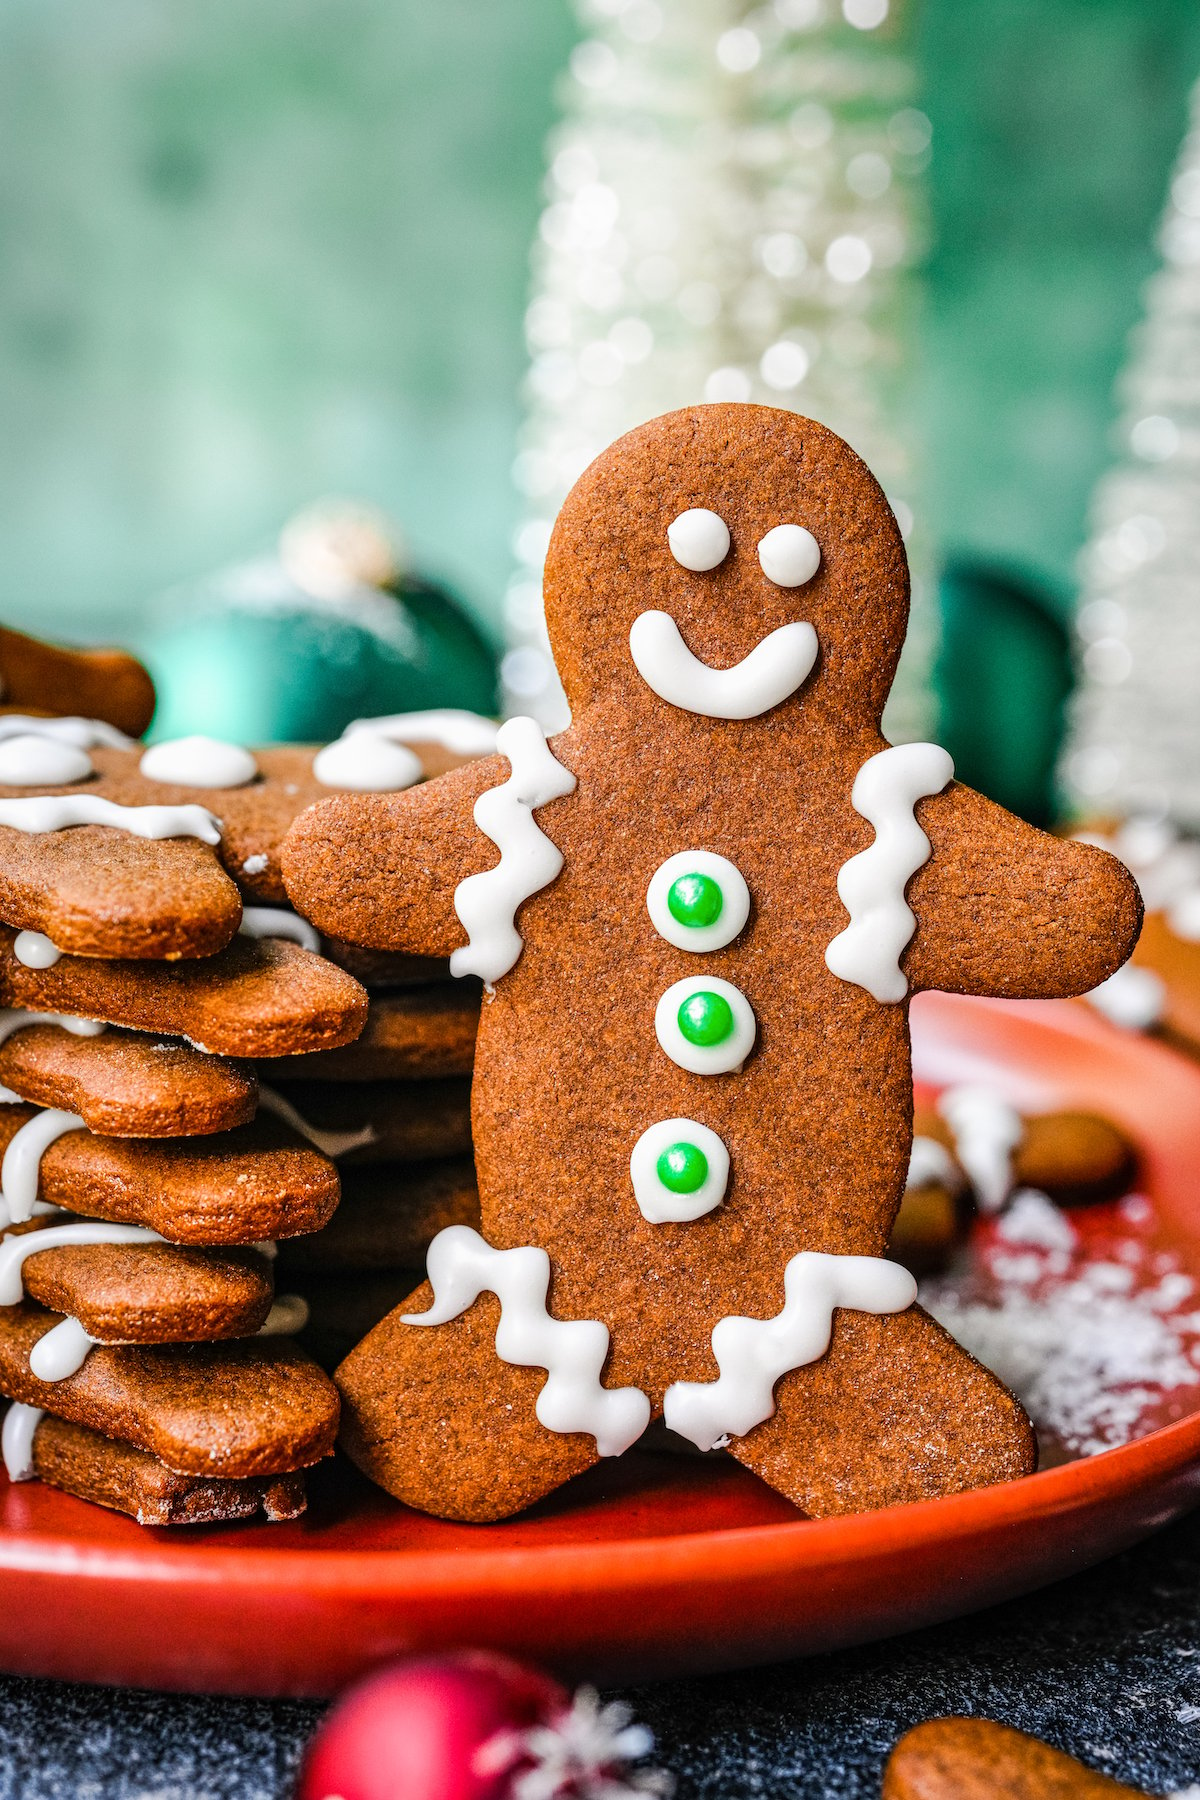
top-left (667, 871), bottom-right (724, 930)
top-left (677, 989), bottom-right (734, 1047)
top-left (656, 1141), bottom-right (709, 1194)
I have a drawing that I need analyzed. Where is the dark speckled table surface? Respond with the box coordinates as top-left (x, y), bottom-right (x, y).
top-left (4, 1506), bottom-right (1200, 1799)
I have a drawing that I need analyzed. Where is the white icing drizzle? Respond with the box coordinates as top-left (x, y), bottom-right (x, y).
top-left (630, 1119), bottom-right (730, 1223)
top-left (29, 1316), bottom-right (95, 1382)
top-left (2, 1402), bottom-right (44, 1481)
top-left (645, 850), bottom-right (750, 953)
top-left (257, 1084), bottom-right (375, 1159)
top-left (661, 1250), bottom-right (917, 1451)
top-left (403, 1225), bottom-right (651, 1456)
top-left (451, 717), bottom-right (576, 986)
top-left (13, 931), bottom-right (62, 970)
top-left (905, 1135), bottom-right (964, 1194)
top-left (1086, 963), bottom-right (1167, 1031)
top-left (0, 1108), bottom-right (86, 1223)
top-left (0, 736), bottom-right (93, 786)
top-left (0, 1012), bottom-right (106, 1048)
top-left (312, 734), bottom-right (422, 793)
top-left (345, 709), bottom-right (501, 759)
top-left (257, 1293), bottom-right (311, 1336)
top-left (824, 742), bottom-right (954, 1003)
top-left (654, 976), bottom-right (757, 1076)
top-left (0, 793), bottom-right (221, 844)
top-left (629, 610), bottom-right (818, 721)
top-left (139, 735), bottom-right (258, 789)
top-left (937, 1084), bottom-right (1023, 1215)
top-left (667, 508), bottom-right (730, 572)
top-left (0, 1220), bottom-right (163, 1304)
top-left (0, 716), bottom-right (133, 750)
top-left (238, 906), bottom-right (321, 953)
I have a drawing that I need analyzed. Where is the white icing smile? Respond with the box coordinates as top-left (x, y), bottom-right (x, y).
top-left (629, 610), bottom-right (817, 720)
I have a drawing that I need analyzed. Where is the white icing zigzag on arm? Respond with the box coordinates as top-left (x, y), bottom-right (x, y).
top-left (662, 1251), bottom-right (918, 1452)
top-left (0, 794), bottom-right (221, 844)
top-left (403, 1224), bottom-right (651, 1456)
top-left (451, 718), bottom-right (576, 987)
top-left (628, 610), bottom-right (818, 720)
top-left (824, 742), bottom-right (954, 1003)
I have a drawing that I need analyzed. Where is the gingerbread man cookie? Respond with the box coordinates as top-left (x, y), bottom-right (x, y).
top-left (284, 405), bottom-right (1141, 1523)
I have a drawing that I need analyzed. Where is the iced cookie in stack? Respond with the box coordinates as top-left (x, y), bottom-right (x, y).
top-left (0, 709), bottom-right (490, 1525)
top-left (264, 712), bottom-right (502, 1369)
top-left (0, 620), bottom-right (155, 740)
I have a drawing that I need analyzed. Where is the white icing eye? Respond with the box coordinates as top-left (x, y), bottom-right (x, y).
top-left (646, 850), bottom-right (750, 952)
top-left (667, 508), bottom-right (730, 572)
top-left (0, 736), bottom-right (92, 786)
top-left (630, 1118), bottom-right (730, 1223)
top-left (312, 732), bottom-right (423, 792)
top-left (140, 736), bottom-right (258, 789)
top-left (757, 524), bottom-right (821, 587)
top-left (654, 976), bottom-right (757, 1075)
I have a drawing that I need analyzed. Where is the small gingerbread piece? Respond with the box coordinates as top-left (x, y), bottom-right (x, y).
top-left (883, 1718), bottom-right (1148, 1799)
top-left (0, 727), bottom-right (492, 961)
top-left (0, 1019), bottom-right (257, 1137)
top-left (0, 1103), bottom-right (339, 1243)
top-left (14, 1412), bottom-right (307, 1526)
top-left (285, 406), bottom-right (1140, 1523)
top-left (262, 984), bottom-right (480, 1082)
top-left (6, 1221), bottom-right (274, 1343)
top-left (0, 1302), bottom-right (339, 1477)
top-left (0, 930), bottom-right (367, 1058)
top-left (0, 623), bottom-right (155, 737)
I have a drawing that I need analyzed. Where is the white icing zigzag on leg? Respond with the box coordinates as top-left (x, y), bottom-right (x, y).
top-left (451, 718), bottom-right (576, 987)
top-left (824, 742), bottom-right (954, 1003)
top-left (662, 1250), bottom-right (918, 1452)
top-left (403, 1224), bottom-right (651, 1457)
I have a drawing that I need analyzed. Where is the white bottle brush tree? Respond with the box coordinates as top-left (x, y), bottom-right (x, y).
top-left (505, 0), bottom-right (936, 744)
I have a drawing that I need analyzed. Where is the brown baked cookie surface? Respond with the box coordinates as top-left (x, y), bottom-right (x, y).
top-left (0, 1303), bottom-right (339, 1477)
top-left (883, 1718), bottom-right (1148, 1799)
top-left (0, 1019), bottom-right (257, 1136)
top-left (5, 1220), bottom-right (274, 1342)
top-left (287, 405), bottom-right (1140, 1523)
top-left (0, 624), bottom-right (155, 737)
top-left (18, 1412), bottom-right (307, 1526)
top-left (0, 1103), bottom-right (340, 1242)
top-left (261, 984), bottom-right (480, 1082)
top-left (0, 930), bottom-right (367, 1057)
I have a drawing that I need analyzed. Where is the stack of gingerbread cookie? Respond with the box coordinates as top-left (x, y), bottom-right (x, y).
top-left (0, 679), bottom-right (493, 1525)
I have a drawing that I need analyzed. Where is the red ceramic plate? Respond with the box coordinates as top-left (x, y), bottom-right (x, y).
top-left (2, 992), bottom-right (1200, 1698)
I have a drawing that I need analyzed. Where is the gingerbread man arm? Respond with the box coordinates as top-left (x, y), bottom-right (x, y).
top-left (280, 756), bottom-right (505, 958)
top-left (903, 783), bottom-right (1142, 999)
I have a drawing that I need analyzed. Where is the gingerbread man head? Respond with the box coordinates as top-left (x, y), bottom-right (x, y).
top-left (544, 405), bottom-right (908, 731)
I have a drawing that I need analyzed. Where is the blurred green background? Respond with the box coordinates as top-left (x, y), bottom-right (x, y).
top-left (1, 0), bottom-right (1199, 649)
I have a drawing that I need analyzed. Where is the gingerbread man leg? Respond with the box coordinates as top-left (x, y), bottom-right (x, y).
top-left (336, 1288), bottom-right (599, 1522)
top-left (726, 1308), bottom-right (1035, 1515)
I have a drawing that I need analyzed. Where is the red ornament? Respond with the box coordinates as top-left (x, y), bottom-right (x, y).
top-left (296, 1649), bottom-right (671, 1800)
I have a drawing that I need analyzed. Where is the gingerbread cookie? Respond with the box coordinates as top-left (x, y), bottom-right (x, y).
top-left (0, 623), bottom-right (154, 738)
top-left (277, 1158), bottom-right (478, 1276)
top-left (0, 1304), bottom-right (339, 1477)
top-left (883, 1718), bottom-right (1149, 1799)
top-left (283, 405), bottom-right (1140, 1523)
top-left (0, 1101), bottom-right (340, 1243)
top-left (0, 1016), bottom-right (256, 1136)
top-left (0, 929), bottom-right (367, 1058)
top-left (0, 712), bottom-right (498, 964)
top-left (8, 1411), bottom-right (306, 1526)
